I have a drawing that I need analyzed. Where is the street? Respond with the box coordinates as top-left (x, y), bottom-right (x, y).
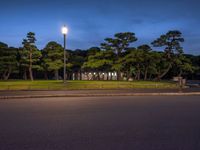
top-left (0, 96), bottom-right (200, 150)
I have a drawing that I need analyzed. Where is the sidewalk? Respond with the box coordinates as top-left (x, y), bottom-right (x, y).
top-left (0, 88), bottom-right (200, 99)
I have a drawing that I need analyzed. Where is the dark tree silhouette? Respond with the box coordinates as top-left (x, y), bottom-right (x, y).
top-left (101, 32), bottom-right (137, 80)
top-left (152, 30), bottom-right (184, 79)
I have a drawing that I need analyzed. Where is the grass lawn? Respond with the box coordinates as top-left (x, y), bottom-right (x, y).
top-left (0, 80), bottom-right (178, 90)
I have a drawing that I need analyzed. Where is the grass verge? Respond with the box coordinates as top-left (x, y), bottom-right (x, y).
top-left (0, 80), bottom-right (178, 90)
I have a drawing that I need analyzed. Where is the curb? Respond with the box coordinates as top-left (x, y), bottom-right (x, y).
top-left (1, 92), bottom-right (200, 99)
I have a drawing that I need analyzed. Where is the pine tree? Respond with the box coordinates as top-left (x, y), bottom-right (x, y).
top-left (42, 41), bottom-right (63, 80)
top-left (101, 32), bottom-right (137, 80)
top-left (19, 32), bottom-right (41, 80)
top-left (0, 42), bottom-right (18, 80)
top-left (152, 30), bottom-right (184, 79)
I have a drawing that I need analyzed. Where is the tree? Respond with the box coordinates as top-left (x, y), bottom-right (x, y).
top-left (119, 49), bottom-right (144, 80)
top-left (101, 32), bottom-right (137, 80)
top-left (173, 54), bottom-right (195, 77)
top-left (185, 55), bottom-right (200, 79)
top-left (83, 50), bottom-right (114, 80)
top-left (0, 42), bottom-right (18, 80)
top-left (20, 32), bottom-right (41, 80)
top-left (87, 47), bottom-right (101, 56)
top-left (148, 52), bottom-right (170, 80)
top-left (42, 41), bottom-right (63, 80)
top-left (118, 45), bottom-right (155, 80)
top-left (151, 30), bottom-right (184, 79)
top-left (68, 49), bottom-right (87, 80)
top-left (119, 48), bottom-right (171, 81)
top-left (137, 45), bottom-right (152, 80)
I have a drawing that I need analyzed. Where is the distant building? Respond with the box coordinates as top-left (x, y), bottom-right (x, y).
top-left (72, 72), bottom-right (118, 80)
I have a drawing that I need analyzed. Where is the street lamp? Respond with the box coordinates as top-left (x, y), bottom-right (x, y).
top-left (62, 25), bottom-right (68, 83)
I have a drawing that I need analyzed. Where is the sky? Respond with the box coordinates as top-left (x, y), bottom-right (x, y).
top-left (0, 0), bottom-right (199, 55)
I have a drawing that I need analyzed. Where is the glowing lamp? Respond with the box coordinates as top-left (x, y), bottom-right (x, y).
top-left (62, 26), bottom-right (68, 35)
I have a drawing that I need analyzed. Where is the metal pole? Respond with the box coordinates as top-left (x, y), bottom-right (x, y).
top-left (64, 34), bottom-right (66, 84)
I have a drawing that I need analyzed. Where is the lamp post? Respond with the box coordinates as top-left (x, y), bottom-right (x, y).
top-left (61, 25), bottom-right (68, 84)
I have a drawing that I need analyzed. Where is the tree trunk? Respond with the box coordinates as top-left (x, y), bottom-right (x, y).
top-left (44, 72), bottom-right (48, 80)
top-left (54, 70), bottom-right (59, 80)
top-left (111, 73), bottom-right (113, 80)
top-left (137, 70), bottom-right (141, 80)
top-left (29, 50), bottom-right (33, 81)
top-left (29, 66), bottom-right (33, 81)
top-left (2, 70), bottom-right (7, 80)
top-left (156, 64), bottom-right (172, 80)
top-left (66, 73), bottom-right (68, 80)
top-left (178, 70), bottom-right (183, 77)
top-left (136, 64), bottom-right (141, 80)
top-left (148, 74), bottom-right (152, 80)
top-left (80, 70), bottom-right (82, 80)
top-left (23, 69), bottom-right (27, 80)
top-left (97, 72), bottom-right (100, 80)
top-left (4, 67), bottom-right (12, 80)
top-left (72, 73), bottom-right (75, 80)
top-left (144, 68), bottom-right (148, 80)
top-left (86, 73), bottom-right (89, 80)
top-left (117, 71), bottom-right (121, 80)
top-left (76, 72), bottom-right (78, 80)
top-left (127, 71), bottom-right (130, 81)
top-left (134, 73), bottom-right (137, 80)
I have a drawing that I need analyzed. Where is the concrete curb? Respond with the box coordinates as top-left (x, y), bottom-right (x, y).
top-left (1, 92), bottom-right (200, 99)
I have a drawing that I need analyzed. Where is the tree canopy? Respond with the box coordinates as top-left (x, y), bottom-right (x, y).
top-left (0, 30), bottom-right (199, 81)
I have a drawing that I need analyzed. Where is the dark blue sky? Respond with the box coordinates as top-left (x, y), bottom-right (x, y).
top-left (0, 0), bottom-right (199, 54)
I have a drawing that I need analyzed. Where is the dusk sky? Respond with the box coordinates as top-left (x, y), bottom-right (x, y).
top-left (0, 0), bottom-right (199, 54)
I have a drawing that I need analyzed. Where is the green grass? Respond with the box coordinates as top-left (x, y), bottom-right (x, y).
top-left (0, 80), bottom-right (178, 90)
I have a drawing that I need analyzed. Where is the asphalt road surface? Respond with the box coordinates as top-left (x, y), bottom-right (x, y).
top-left (0, 96), bottom-right (200, 150)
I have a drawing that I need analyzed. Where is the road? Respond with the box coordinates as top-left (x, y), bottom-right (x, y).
top-left (0, 96), bottom-right (200, 150)
top-left (1, 88), bottom-right (200, 97)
